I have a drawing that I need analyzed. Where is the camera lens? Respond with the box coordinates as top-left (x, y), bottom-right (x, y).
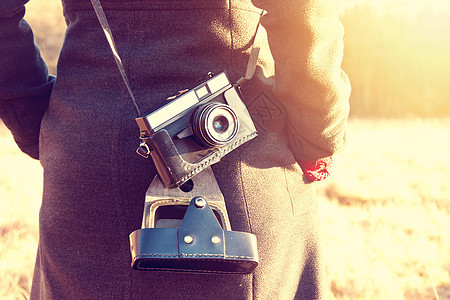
top-left (213, 116), bottom-right (229, 133)
top-left (191, 102), bottom-right (239, 147)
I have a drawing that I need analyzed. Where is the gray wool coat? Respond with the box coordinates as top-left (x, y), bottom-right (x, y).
top-left (0, 0), bottom-right (350, 299)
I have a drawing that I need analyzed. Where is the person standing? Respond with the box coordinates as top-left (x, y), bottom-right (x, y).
top-left (0, 0), bottom-right (350, 299)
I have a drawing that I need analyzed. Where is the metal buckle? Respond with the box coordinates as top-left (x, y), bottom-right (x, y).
top-left (136, 142), bottom-right (151, 158)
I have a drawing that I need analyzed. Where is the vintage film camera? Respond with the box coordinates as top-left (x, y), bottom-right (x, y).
top-left (131, 72), bottom-right (259, 274)
top-left (135, 72), bottom-right (257, 188)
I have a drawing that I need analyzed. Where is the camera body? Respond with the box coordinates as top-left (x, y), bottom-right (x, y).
top-left (136, 72), bottom-right (257, 188)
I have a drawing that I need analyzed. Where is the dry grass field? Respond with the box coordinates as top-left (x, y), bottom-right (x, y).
top-left (1, 118), bottom-right (449, 299)
top-left (1, 0), bottom-right (450, 299)
top-left (0, 125), bottom-right (42, 299)
top-left (319, 118), bottom-right (450, 300)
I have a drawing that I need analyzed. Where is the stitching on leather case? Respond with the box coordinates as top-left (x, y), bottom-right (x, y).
top-left (138, 253), bottom-right (255, 260)
top-left (174, 132), bottom-right (257, 187)
top-left (135, 258), bottom-right (258, 274)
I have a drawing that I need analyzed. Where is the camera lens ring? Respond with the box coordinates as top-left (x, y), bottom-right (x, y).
top-left (191, 102), bottom-right (239, 147)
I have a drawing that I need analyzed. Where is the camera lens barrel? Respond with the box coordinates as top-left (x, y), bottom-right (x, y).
top-left (192, 102), bottom-right (239, 147)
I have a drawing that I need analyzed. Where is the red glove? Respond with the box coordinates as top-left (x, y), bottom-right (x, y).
top-left (298, 157), bottom-right (333, 182)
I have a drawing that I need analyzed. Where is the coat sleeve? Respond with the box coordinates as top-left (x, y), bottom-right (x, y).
top-left (0, 1), bottom-right (55, 160)
top-left (252, 0), bottom-right (351, 161)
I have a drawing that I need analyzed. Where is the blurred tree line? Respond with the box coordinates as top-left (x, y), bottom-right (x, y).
top-left (341, 2), bottom-right (450, 117)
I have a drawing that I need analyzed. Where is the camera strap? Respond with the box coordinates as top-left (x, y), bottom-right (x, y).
top-left (90, 0), bottom-right (264, 117)
top-left (236, 12), bottom-right (265, 86)
top-left (90, 0), bottom-right (141, 116)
